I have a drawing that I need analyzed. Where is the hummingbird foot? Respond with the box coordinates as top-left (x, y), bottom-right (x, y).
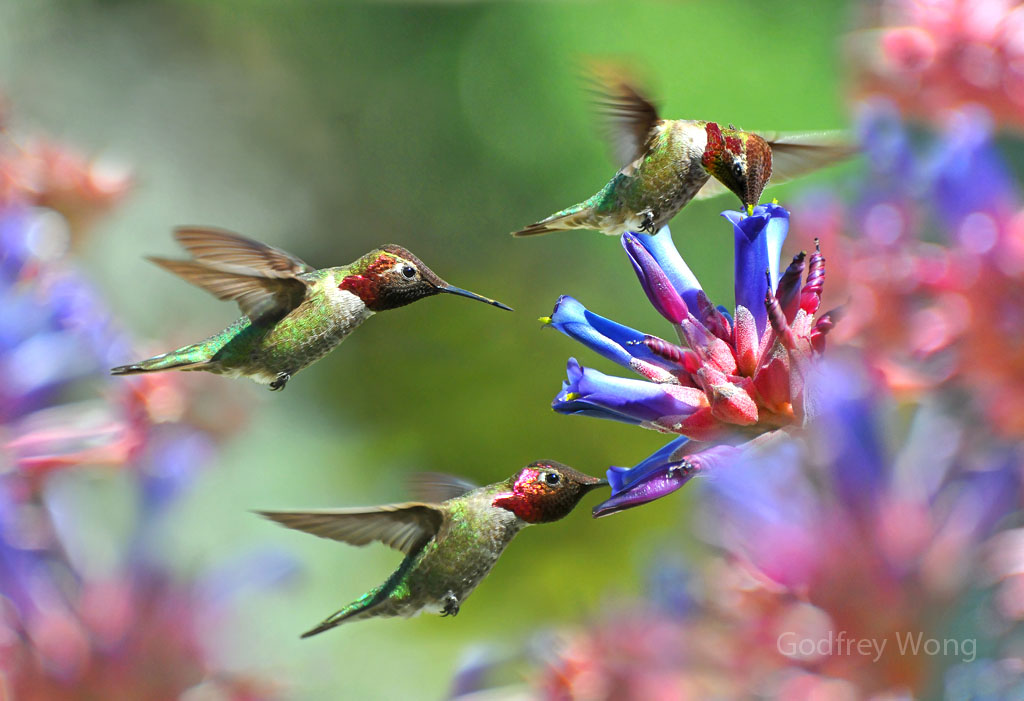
top-left (666, 459), bottom-right (697, 478)
top-left (440, 591), bottom-right (460, 617)
top-left (269, 372), bottom-right (291, 391)
top-left (638, 208), bottom-right (657, 234)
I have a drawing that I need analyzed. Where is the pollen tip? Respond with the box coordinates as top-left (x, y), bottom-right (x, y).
top-left (538, 316), bottom-right (552, 325)
top-left (746, 203), bottom-right (755, 216)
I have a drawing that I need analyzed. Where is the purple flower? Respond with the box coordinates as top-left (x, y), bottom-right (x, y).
top-left (595, 440), bottom-right (740, 518)
top-left (621, 230), bottom-right (695, 324)
top-left (632, 225), bottom-right (703, 310)
top-left (553, 358), bottom-right (704, 425)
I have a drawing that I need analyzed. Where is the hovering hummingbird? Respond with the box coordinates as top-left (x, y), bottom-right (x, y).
top-left (110, 228), bottom-right (511, 390)
top-left (512, 69), bottom-right (853, 237)
top-left (258, 461), bottom-right (606, 637)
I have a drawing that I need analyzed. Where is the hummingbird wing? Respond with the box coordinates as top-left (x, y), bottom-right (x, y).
top-left (172, 227), bottom-right (316, 277)
top-left (758, 131), bottom-right (856, 183)
top-left (695, 131), bottom-right (855, 200)
top-left (587, 63), bottom-right (662, 168)
top-left (406, 472), bottom-right (478, 502)
top-left (148, 257), bottom-right (311, 323)
top-left (148, 227), bottom-right (318, 322)
top-left (256, 504), bottom-right (445, 555)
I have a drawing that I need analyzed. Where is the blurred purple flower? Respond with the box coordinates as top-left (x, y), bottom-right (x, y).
top-left (0, 114), bottom-right (284, 699)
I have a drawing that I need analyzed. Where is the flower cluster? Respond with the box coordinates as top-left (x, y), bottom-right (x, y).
top-left (545, 204), bottom-right (832, 515)
top-left (790, 101), bottom-right (1024, 433)
top-left (453, 363), bottom-right (1024, 699)
top-left (849, 0), bottom-right (1024, 131)
top-left (0, 109), bottom-right (289, 698)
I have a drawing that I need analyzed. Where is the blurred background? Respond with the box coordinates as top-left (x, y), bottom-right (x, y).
top-left (2, 1), bottom-right (1022, 699)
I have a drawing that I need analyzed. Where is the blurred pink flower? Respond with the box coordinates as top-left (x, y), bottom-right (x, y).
top-left (790, 104), bottom-right (1024, 434)
top-left (0, 97), bottom-right (287, 699)
top-left (849, 0), bottom-right (1024, 130)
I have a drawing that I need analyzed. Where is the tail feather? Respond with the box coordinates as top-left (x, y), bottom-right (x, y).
top-left (110, 346), bottom-right (213, 376)
top-left (511, 206), bottom-right (595, 237)
top-left (299, 554), bottom-right (418, 638)
top-left (511, 221), bottom-right (562, 237)
top-left (300, 597), bottom-right (380, 638)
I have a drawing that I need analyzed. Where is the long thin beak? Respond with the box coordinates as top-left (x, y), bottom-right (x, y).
top-left (441, 285), bottom-right (513, 311)
top-left (584, 478), bottom-right (609, 491)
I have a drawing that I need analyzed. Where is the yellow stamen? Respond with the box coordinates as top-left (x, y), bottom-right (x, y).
top-left (538, 316), bottom-right (552, 324)
top-left (563, 392), bottom-right (581, 401)
top-left (746, 203), bottom-right (754, 216)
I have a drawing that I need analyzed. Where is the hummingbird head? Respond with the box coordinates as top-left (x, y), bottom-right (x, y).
top-left (339, 245), bottom-right (512, 312)
top-left (701, 122), bottom-right (773, 209)
top-left (492, 461), bottom-right (607, 524)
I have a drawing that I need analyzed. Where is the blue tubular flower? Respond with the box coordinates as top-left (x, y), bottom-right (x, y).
top-left (606, 436), bottom-right (690, 494)
top-left (722, 203), bottom-right (789, 335)
top-left (634, 226), bottom-right (703, 311)
top-left (543, 296), bottom-right (684, 374)
top-left (552, 358), bottom-right (700, 425)
top-left (622, 232), bottom-right (688, 324)
top-left (595, 441), bottom-right (741, 517)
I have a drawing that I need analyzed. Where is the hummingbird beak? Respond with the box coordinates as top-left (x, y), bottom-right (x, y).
top-left (582, 476), bottom-right (609, 491)
top-left (439, 285), bottom-right (513, 311)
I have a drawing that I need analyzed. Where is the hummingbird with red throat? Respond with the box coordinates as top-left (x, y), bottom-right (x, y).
top-left (258, 461), bottom-right (606, 637)
top-left (110, 227), bottom-right (511, 390)
top-left (512, 67), bottom-right (853, 237)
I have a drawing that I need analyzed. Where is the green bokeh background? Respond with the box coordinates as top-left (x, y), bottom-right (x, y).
top-left (0, 1), bottom-right (852, 697)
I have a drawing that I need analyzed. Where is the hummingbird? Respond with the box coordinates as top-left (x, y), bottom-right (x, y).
top-left (512, 69), bottom-right (853, 237)
top-left (257, 461), bottom-right (606, 637)
top-left (110, 227), bottom-right (512, 390)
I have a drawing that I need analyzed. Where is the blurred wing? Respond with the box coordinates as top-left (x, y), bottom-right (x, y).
top-left (148, 257), bottom-right (310, 322)
top-left (407, 472), bottom-right (478, 502)
top-left (759, 131), bottom-right (856, 183)
top-left (693, 177), bottom-right (730, 200)
top-left (257, 503), bottom-right (445, 555)
top-left (173, 227), bottom-right (315, 278)
top-left (694, 131), bottom-right (855, 200)
top-left (587, 62), bottom-right (662, 167)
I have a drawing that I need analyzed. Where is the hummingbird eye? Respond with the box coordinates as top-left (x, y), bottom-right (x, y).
top-left (401, 265), bottom-right (417, 280)
top-left (543, 472), bottom-right (561, 486)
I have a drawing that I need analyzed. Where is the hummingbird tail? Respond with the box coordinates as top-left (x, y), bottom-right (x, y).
top-left (110, 345), bottom-right (213, 376)
top-left (299, 606), bottom-right (366, 638)
top-left (300, 587), bottom-right (394, 638)
top-left (511, 205), bottom-right (595, 237)
top-left (511, 221), bottom-right (561, 237)
top-left (297, 554), bottom-right (418, 638)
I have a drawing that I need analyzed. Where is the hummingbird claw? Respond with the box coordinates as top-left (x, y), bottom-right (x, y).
top-left (666, 459), bottom-right (697, 479)
top-left (269, 372), bottom-right (291, 391)
top-left (638, 208), bottom-right (657, 234)
top-left (441, 591), bottom-right (460, 617)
